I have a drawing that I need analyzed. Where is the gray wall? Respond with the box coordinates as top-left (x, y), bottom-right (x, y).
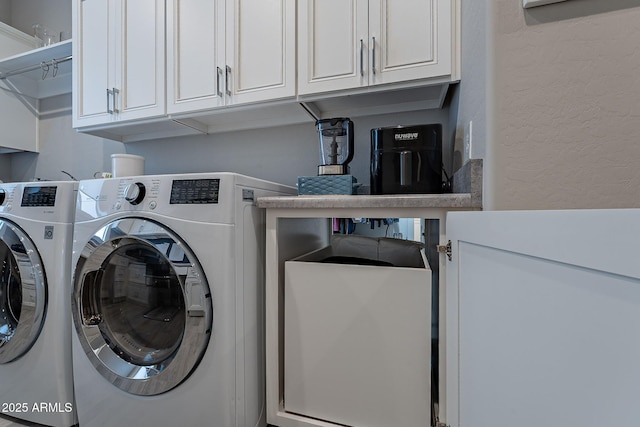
top-left (459, 0), bottom-right (640, 210)
top-left (0, 154), bottom-right (9, 182)
top-left (9, 95), bottom-right (125, 182)
top-left (8, 95), bottom-right (452, 187)
top-left (0, 3), bottom-right (11, 26)
top-left (127, 109), bottom-right (453, 189)
top-left (5, 0), bottom-right (71, 38)
top-left (453, 0), bottom-right (492, 202)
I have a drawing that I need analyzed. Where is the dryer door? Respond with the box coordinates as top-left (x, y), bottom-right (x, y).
top-left (0, 219), bottom-right (46, 364)
top-left (72, 217), bottom-right (212, 396)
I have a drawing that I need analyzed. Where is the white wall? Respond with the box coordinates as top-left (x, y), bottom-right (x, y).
top-left (460, 0), bottom-right (640, 210)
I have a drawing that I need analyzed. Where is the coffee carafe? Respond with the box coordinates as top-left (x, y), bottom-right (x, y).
top-left (316, 118), bottom-right (354, 175)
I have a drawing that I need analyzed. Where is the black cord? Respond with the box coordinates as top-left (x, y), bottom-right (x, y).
top-left (61, 170), bottom-right (78, 181)
top-left (441, 163), bottom-right (452, 192)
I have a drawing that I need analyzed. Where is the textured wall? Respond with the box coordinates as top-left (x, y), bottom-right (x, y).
top-left (491, 0), bottom-right (640, 209)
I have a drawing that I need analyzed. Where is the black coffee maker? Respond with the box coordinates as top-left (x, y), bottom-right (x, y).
top-left (370, 124), bottom-right (444, 194)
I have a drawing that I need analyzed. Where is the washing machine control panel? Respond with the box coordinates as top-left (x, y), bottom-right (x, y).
top-left (169, 178), bottom-right (220, 204)
top-left (124, 182), bottom-right (146, 205)
top-left (78, 173), bottom-right (284, 224)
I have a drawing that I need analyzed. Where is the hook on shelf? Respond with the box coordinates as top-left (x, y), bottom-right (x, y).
top-left (41, 61), bottom-right (49, 80)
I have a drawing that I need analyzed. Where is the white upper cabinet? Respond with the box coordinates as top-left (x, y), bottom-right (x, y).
top-left (167, 0), bottom-right (296, 114)
top-left (71, 0), bottom-right (457, 140)
top-left (369, 0), bottom-right (452, 86)
top-left (298, 0), bottom-right (453, 96)
top-left (73, 0), bottom-right (165, 128)
top-left (226, 0), bottom-right (296, 105)
top-left (298, 0), bottom-right (368, 95)
top-left (166, 0), bottom-right (225, 113)
top-left (0, 23), bottom-right (39, 153)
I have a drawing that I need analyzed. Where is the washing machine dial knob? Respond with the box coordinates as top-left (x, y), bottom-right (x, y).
top-left (124, 182), bottom-right (146, 205)
top-left (0, 189), bottom-right (5, 205)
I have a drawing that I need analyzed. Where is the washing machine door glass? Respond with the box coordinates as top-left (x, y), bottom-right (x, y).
top-left (0, 220), bottom-right (46, 364)
top-left (73, 217), bottom-right (212, 396)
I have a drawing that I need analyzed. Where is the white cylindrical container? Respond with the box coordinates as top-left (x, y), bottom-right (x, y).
top-left (111, 154), bottom-right (145, 177)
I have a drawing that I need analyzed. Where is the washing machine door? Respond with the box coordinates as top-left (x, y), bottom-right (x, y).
top-left (72, 217), bottom-right (212, 396)
top-left (0, 219), bottom-right (46, 364)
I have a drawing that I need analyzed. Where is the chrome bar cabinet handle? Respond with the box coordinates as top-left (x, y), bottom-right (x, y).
top-left (106, 88), bottom-right (113, 114)
top-left (360, 39), bottom-right (364, 77)
top-left (216, 67), bottom-right (223, 97)
top-left (371, 36), bottom-right (376, 74)
top-left (112, 88), bottom-right (119, 113)
top-left (225, 65), bottom-right (232, 96)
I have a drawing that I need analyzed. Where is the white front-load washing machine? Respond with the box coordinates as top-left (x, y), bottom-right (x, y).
top-left (0, 181), bottom-right (78, 427)
top-left (71, 173), bottom-right (293, 427)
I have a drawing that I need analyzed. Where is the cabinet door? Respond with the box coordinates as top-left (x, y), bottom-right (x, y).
top-left (297, 0), bottom-right (368, 96)
top-left (369, 0), bottom-right (452, 86)
top-left (225, 0), bottom-right (296, 105)
top-left (116, 0), bottom-right (165, 121)
top-left (446, 210), bottom-right (640, 427)
top-left (73, 0), bottom-right (113, 128)
top-left (167, 0), bottom-right (225, 114)
top-left (74, 0), bottom-right (165, 127)
top-left (0, 24), bottom-right (38, 153)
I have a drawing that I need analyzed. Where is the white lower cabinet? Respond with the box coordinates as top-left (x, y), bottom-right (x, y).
top-left (445, 209), bottom-right (640, 427)
top-left (260, 201), bottom-right (454, 427)
top-left (284, 240), bottom-right (431, 427)
top-left (261, 186), bottom-right (636, 427)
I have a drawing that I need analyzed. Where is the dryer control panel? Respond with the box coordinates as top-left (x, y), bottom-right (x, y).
top-left (0, 182), bottom-right (77, 222)
top-left (21, 186), bottom-right (57, 207)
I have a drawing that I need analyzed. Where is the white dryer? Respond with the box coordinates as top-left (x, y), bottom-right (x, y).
top-left (0, 181), bottom-right (78, 427)
top-left (71, 173), bottom-right (293, 427)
